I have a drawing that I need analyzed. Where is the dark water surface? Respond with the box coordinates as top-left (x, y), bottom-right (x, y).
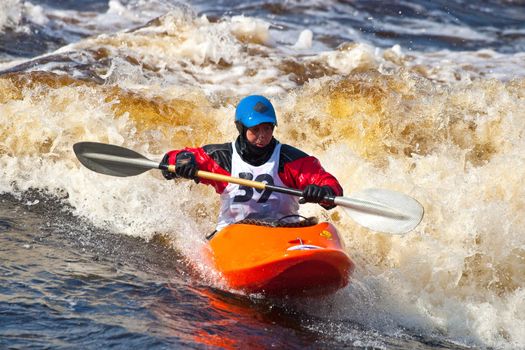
top-left (191, 0), bottom-right (525, 52)
top-left (2, 0), bottom-right (524, 60)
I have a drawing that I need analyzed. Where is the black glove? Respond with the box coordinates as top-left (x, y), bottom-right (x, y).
top-left (161, 153), bottom-right (177, 180)
top-left (160, 151), bottom-right (199, 181)
top-left (175, 151), bottom-right (199, 179)
top-left (300, 185), bottom-right (334, 204)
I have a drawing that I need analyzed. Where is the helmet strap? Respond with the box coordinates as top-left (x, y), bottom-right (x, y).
top-left (235, 121), bottom-right (246, 136)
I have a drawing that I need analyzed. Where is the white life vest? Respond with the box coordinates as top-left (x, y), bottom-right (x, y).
top-left (216, 142), bottom-right (300, 230)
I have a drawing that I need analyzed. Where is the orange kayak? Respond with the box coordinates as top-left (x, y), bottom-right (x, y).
top-left (207, 220), bottom-right (354, 297)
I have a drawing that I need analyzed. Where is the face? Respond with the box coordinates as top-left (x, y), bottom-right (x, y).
top-left (245, 123), bottom-right (274, 147)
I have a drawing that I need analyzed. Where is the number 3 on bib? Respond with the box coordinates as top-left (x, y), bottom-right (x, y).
top-left (233, 173), bottom-right (274, 203)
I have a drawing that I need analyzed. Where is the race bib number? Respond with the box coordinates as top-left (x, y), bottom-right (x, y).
top-left (233, 173), bottom-right (274, 203)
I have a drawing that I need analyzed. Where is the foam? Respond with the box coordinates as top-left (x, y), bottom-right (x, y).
top-left (0, 0), bottom-right (23, 32)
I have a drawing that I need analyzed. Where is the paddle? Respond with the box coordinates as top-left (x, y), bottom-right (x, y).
top-left (73, 142), bottom-right (424, 234)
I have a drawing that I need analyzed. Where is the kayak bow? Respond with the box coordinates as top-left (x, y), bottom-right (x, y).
top-left (207, 220), bottom-right (354, 297)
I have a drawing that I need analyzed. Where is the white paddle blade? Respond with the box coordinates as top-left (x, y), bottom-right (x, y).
top-left (334, 189), bottom-right (424, 234)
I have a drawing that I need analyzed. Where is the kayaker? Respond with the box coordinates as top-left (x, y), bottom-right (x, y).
top-left (161, 95), bottom-right (343, 232)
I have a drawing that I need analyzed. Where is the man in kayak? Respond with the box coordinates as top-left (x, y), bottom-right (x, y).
top-left (161, 95), bottom-right (343, 232)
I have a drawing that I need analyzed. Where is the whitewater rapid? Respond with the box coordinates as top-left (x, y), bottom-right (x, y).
top-left (1, 1), bottom-right (524, 348)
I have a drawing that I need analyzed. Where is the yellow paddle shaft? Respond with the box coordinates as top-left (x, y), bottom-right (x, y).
top-left (167, 165), bottom-right (266, 190)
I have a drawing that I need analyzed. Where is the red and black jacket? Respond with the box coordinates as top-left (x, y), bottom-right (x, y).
top-left (164, 141), bottom-right (343, 208)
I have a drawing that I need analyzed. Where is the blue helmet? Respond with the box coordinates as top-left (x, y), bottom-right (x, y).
top-left (235, 95), bottom-right (277, 128)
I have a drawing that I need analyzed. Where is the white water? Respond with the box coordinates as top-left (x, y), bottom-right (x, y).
top-left (1, 3), bottom-right (524, 349)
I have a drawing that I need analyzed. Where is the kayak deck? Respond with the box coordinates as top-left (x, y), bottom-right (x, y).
top-left (208, 221), bottom-right (354, 297)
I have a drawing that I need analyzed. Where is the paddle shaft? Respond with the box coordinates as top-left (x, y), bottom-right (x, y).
top-left (163, 164), bottom-right (321, 201)
top-left (164, 164), bottom-right (417, 222)
top-left (166, 165), bottom-right (402, 218)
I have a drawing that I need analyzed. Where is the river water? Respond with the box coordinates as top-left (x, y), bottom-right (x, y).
top-left (1, 0), bottom-right (524, 349)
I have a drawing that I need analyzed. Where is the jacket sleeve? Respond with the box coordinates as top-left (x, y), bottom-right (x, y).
top-left (164, 147), bottom-right (230, 194)
top-left (279, 155), bottom-right (343, 209)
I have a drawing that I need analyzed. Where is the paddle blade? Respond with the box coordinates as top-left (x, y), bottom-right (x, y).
top-left (334, 189), bottom-right (424, 234)
top-left (73, 142), bottom-right (159, 177)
